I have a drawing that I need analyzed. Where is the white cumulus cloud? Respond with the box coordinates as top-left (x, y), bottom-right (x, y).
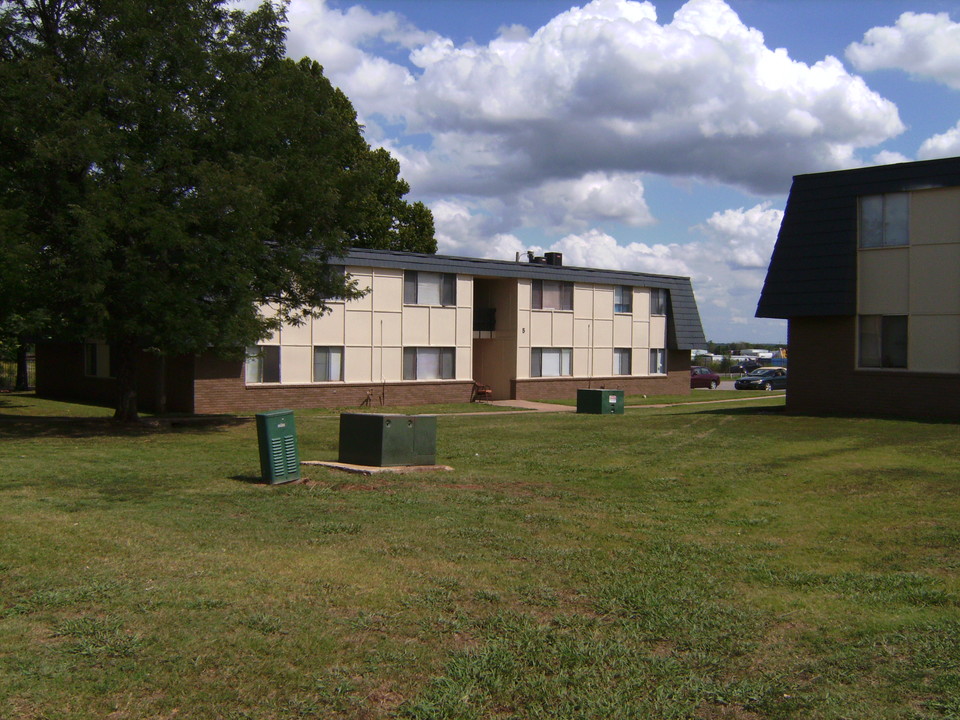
top-left (918, 121), bottom-right (960, 160)
top-left (516, 172), bottom-right (655, 234)
top-left (284, 0), bottom-right (904, 204)
top-left (846, 11), bottom-right (960, 90)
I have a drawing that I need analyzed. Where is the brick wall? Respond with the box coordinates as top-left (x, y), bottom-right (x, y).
top-left (35, 342), bottom-right (115, 407)
top-left (512, 350), bottom-right (691, 401)
top-left (512, 371), bottom-right (688, 401)
top-left (788, 316), bottom-right (960, 420)
top-left (192, 353), bottom-right (475, 413)
top-left (35, 342), bottom-right (196, 413)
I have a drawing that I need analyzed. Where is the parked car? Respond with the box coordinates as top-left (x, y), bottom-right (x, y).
top-left (690, 365), bottom-right (721, 389)
top-left (734, 367), bottom-right (787, 391)
top-left (731, 359), bottom-right (762, 374)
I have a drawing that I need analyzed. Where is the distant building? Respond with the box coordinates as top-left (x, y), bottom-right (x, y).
top-left (757, 156), bottom-right (960, 420)
top-left (37, 248), bottom-right (706, 413)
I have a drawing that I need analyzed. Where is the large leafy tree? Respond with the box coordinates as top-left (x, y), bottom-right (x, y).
top-left (0, 0), bottom-right (435, 420)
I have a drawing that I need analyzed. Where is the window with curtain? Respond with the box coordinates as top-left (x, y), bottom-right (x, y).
top-left (313, 346), bottom-right (344, 381)
top-left (404, 271), bottom-right (456, 306)
top-left (614, 286), bottom-right (632, 313)
top-left (859, 193), bottom-right (909, 248)
top-left (532, 280), bottom-right (573, 310)
top-left (649, 348), bottom-right (666, 374)
top-left (614, 348), bottom-right (632, 375)
top-left (403, 347), bottom-right (455, 380)
top-left (650, 288), bottom-right (667, 315)
top-left (859, 315), bottom-right (908, 368)
top-left (531, 348), bottom-right (572, 377)
top-left (245, 345), bottom-right (280, 383)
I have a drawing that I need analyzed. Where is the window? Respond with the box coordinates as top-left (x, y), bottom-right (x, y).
top-left (323, 265), bottom-right (347, 301)
top-left (531, 348), bottom-right (572, 377)
top-left (532, 280), bottom-right (573, 310)
top-left (614, 348), bottom-right (632, 375)
top-left (313, 346), bottom-right (344, 381)
top-left (651, 288), bottom-right (667, 315)
top-left (649, 348), bottom-right (666, 374)
top-left (84, 342), bottom-right (114, 378)
top-left (404, 271), bottom-right (456, 306)
top-left (84, 342), bottom-right (100, 377)
top-left (403, 347), bottom-right (455, 380)
top-left (860, 193), bottom-right (909, 248)
top-left (245, 345), bottom-right (280, 383)
top-left (614, 286), bottom-right (633, 313)
top-left (859, 315), bottom-right (908, 368)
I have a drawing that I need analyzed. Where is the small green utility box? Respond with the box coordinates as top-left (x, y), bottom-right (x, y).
top-left (255, 410), bottom-right (301, 484)
top-left (338, 413), bottom-right (437, 466)
top-left (576, 388), bottom-right (625, 415)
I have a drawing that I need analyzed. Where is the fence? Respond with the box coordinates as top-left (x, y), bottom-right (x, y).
top-left (0, 357), bottom-right (35, 391)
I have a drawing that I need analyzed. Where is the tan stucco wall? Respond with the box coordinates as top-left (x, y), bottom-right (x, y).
top-left (911, 186), bottom-right (960, 245)
top-left (516, 284), bottom-right (667, 379)
top-left (857, 186), bottom-right (960, 374)
top-left (255, 267), bottom-right (474, 385)
top-left (858, 247), bottom-right (909, 314)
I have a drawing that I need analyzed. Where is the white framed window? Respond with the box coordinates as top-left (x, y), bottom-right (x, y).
top-left (651, 288), bottom-right (667, 315)
top-left (403, 347), bottom-right (455, 380)
top-left (614, 286), bottom-right (633, 314)
top-left (614, 348), bottom-right (632, 375)
top-left (313, 346), bottom-right (344, 382)
top-left (404, 271), bottom-right (456, 306)
top-left (649, 348), bottom-right (666, 374)
top-left (532, 280), bottom-right (573, 310)
top-left (860, 193), bottom-right (909, 248)
top-left (245, 345), bottom-right (280, 383)
top-left (531, 348), bottom-right (572, 377)
top-left (859, 315), bottom-right (907, 368)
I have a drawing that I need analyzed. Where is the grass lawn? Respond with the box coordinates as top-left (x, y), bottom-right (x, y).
top-left (1, 392), bottom-right (958, 719)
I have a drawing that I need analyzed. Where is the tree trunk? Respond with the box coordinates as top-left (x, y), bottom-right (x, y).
top-left (14, 341), bottom-right (30, 391)
top-left (113, 342), bottom-right (140, 422)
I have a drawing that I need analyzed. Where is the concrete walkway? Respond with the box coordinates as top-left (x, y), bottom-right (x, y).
top-left (472, 393), bottom-right (784, 415)
top-left (484, 399), bottom-right (576, 412)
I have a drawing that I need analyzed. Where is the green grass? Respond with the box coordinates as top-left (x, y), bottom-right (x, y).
top-left (1, 392), bottom-right (958, 719)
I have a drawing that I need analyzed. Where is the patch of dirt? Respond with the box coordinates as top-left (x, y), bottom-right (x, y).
top-left (696, 703), bottom-right (764, 720)
top-left (650, 640), bottom-right (675, 657)
top-left (366, 685), bottom-right (405, 712)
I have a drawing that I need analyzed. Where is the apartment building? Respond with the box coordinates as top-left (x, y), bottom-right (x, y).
top-left (757, 156), bottom-right (960, 420)
top-left (36, 248), bottom-right (707, 413)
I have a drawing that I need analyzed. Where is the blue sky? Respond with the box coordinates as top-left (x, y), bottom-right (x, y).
top-left (258, 0), bottom-right (960, 343)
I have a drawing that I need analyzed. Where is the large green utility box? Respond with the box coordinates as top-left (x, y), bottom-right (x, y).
top-left (577, 388), bottom-right (625, 415)
top-left (255, 410), bottom-right (301, 484)
top-left (338, 413), bottom-right (437, 466)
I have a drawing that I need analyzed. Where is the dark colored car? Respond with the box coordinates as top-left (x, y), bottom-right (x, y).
top-left (731, 359), bottom-right (762, 374)
top-left (690, 365), bottom-right (721, 389)
top-left (734, 367), bottom-right (787, 391)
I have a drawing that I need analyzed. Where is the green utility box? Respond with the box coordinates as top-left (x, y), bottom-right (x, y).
top-left (338, 413), bottom-right (437, 466)
top-left (576, 388), bottom-right (625, 415)
top-left (255, 410), bottom-right (301, 484)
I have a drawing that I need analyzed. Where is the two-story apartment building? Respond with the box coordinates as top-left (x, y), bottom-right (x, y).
top-left (757, 156), bottom-right (960, 420)
top-left (36, 248), bottom-right (706, 413)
